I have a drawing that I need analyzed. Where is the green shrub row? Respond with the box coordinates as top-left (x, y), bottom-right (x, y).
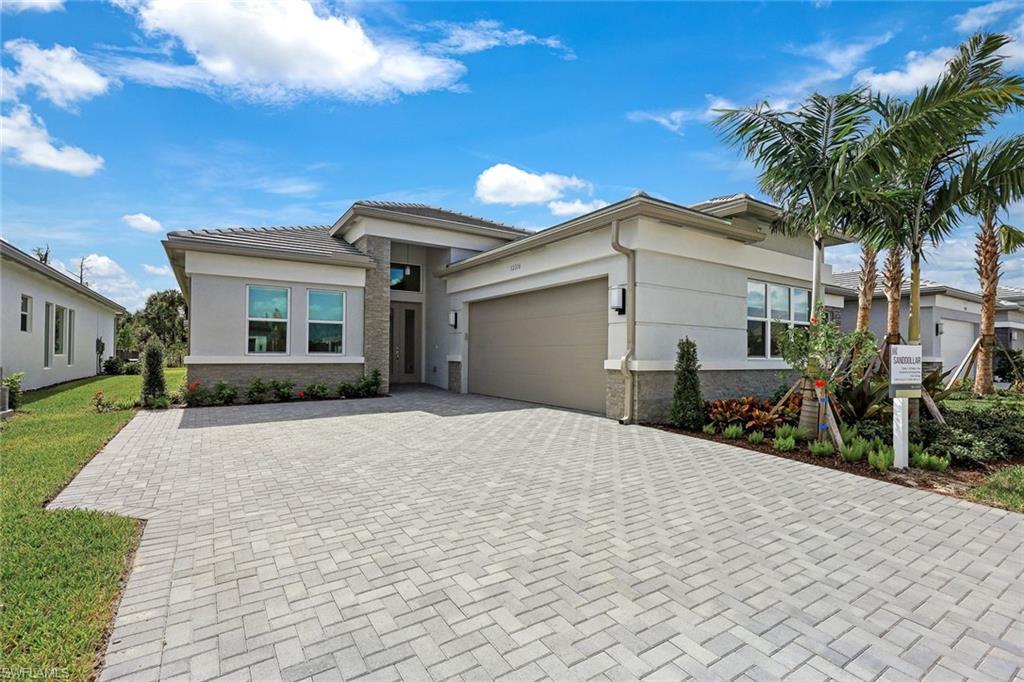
top-left (184, 370), bottom-right (383, 408)
top-left (102, 356), bottom-right (141, 376)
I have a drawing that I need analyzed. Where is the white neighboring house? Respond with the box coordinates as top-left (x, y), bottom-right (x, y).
top-left (1, 241), bottom-right (125, 390)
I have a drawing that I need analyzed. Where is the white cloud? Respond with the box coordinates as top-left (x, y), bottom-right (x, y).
top-left (854, 46), bottom-right (956, 94)
top-left (1, 0), bottom-right (63, 13)
top-left (79, 254), bottom-right (155, 311)
top-left (122, 212), bottom-right (163, 233)
top-left (0, 104), bottom-right (104, 176)
top-left (110, 0), bottom-right (466, 103)
top-left (142, 263), bottom-right (172, 276)
top-left (2, 40), bottom-right (110, 109)
top-left (626, 95), bottom-right (735, 135)
top-left (954, 0), bottom-right (1020, 32)
top-left (786, 32), bottom-right (893, 92)
top-left (252, 176), bottom-right (320, 196)
top-left (547, 198), bottom-right (609, 217)
top-left (475, 163), bottom-right (589, 205)
top-left (430, 20), bottom-right (574, 59)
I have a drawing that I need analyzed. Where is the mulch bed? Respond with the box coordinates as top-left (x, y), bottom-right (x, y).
top-left (654, 425), bottom-right (1016, 501)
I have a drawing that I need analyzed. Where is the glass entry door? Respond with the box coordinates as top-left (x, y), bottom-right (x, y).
top-left (389, 302), bottom-right (421, 383)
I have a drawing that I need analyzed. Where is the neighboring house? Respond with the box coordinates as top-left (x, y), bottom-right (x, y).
top-left (828, 272), bottom-right (1024, 374)
top-left (1, 241), bottom-right (124, 390)
top-left (164, 193), bottom-right (836, 422)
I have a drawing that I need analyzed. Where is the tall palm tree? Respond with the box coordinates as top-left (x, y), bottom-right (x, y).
top-left (958, 136), bottom-right (1024, 393)
top-left (856, 244), bottom-right (877, 332)
top-left (713, 91), bottom-right (872, 312)
top-left (852, 34), bottom-right (1024, 355)
top-left (882, 246), bottom-right (904, 346)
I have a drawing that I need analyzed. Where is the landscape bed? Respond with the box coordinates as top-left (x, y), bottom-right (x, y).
top-left (0, 368), bottom-right (184, 680)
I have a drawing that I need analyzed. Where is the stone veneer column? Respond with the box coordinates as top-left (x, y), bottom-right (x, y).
top-left (354, 235), bottom-right (391, 393)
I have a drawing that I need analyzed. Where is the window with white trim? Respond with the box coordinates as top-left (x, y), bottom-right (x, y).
top-left (44, 302), bottom-right (53, 368)
top-left (20, 294), bottom-right (31, 332)
top-left (54, 305), bottom-right (66, 356)
top-left (307, 290), bottom-right (344, 354)
top-left (247, 286), bottom-right (289, 354)
top-left (67, 309), bottom-right (75, 365)
top-left (746, 281), bottom-right (811, 358)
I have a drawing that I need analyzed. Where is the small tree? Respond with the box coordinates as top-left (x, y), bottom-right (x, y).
top-left (141, 338), bottom-right (167, 406)
top-left (669, 337), bottom-right (704, 430)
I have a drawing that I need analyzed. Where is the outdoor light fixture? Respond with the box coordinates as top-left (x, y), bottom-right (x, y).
top-left (405, 265), bottom-right (412, 276)
top-left (448, 310), bottom-right (458, 328)
top-left (610, 287), bottom-right (626, 315)
top-left (935, 322), bottom-right (944, 336)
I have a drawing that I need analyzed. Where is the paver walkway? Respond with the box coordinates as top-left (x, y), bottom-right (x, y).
top-left (52, 388), bottom-right (1024, 681)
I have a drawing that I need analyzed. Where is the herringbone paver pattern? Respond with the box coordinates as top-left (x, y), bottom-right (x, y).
top-left (52, 388), bottom-right (1024, 681)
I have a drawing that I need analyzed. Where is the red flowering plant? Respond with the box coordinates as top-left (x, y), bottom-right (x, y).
top-left (183, 380), bottom-right (212, 407)
top-left (296, 390), bottom-right (306, 400)
top-left (705, 395), bottom-right (799, 432)
top-left (774, 303), bottom-right (875, 390)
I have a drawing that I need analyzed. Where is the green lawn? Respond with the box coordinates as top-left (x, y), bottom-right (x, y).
top-left (0, 368), bottom-right (184, 680)
top-left (943, 391), bottom-right (1024, 413)
top-left (969, 466), bottom-right (1024, 513)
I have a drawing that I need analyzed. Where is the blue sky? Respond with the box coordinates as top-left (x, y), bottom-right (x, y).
top-left (2, 0), bottom-right (1023, 309)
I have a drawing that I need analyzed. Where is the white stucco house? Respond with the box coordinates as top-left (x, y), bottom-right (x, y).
top-left (1, 241), bottom-right (125, 390)
top-left (164, 192), bottom-right (836, 422)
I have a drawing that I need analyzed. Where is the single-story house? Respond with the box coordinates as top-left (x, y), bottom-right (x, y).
top-left (164, 192), bottom-right (836, 422)
top-left (828, 272), bottom-right (1024, 373)
top-left (1, 240), bottom-right (124, 390)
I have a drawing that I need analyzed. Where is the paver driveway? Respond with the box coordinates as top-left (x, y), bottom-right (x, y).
top-left (52, 388), bottom-right (1024, 681)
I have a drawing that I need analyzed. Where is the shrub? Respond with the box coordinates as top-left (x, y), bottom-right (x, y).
top-left (102, 356), bottom-right (125, 375)
top-left (140, 339), bottom-right (167, 408)
top-left (773, 435), bottom-right (796, 452)
top-left (808, 440), bottom-right (834, 457)
top-left (910, 447), bottom-right (950, 472)
top-left (747, 431), bottom-right (765, 445)
top-left (2, 372), bottom-right (25, 411)
top-left (269, 379), bottom-right (296, 402)
top-left (722, 424), bottom-right (744, 439)
top-left (183, 381), bottom-right (211, 407)
top-left (122, 361), bottom-right (141, 375)
top-left (868, 444), bottom-right (895, 472)
top-left (773, 424), bottom-right (804, 441)
top-left (93, 390), bottom-right (113, 413)
top-left (947, 404), bottom-right (1024, 458)
top-left (304, 383), bottom-right (330, 400)
top-left (841, 437), bottom-right (870, 463)
top-left (838, 422), bottom-right (859, 443)
top-left (706, 396), bottom-right (799, 433)
top-left (337, 380), bottom-right (357, 399)
top-left (246, 378), bottom-right (269, 404)
top-left (669, 337), bottom-right (704, 429)
top-left (356, 369), bottom-right (383, 397)
top-left (855, 419), bottom-right (890, 445)
top-left (995, 348), bottom-right (1024, 382)
top-left (701, 423), bottom-right (717, 435)
top-left (212, 382), bottom-right (238, 406)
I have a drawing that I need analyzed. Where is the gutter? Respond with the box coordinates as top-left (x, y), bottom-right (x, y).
top-left (610, 219), bottom-right (636, 425)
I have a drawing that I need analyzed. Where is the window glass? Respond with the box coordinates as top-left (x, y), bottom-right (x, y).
top-left (793, 288), bottom-right (811, 322)
top-left (770, 321), bottom-right (789, 358)
top-left (769, 285), bottom-right (790, 320)
top-left (746, 282), bottom-right (766, 317)
top-left (54, 306), bottom-right (65, 355)
top-left (248, 286), bottom-right (288, 319)
top-left (20, 295), bottom-right (31, 332)
top-left (44, 303), bottom-right (52, 368)
top-left (67, 310), bottom-right (75, 365)
top-left (308, 290), bottom-right (343, 322)
top-left (747, 320), bottom-right (766, 357)
top-left (248, 321), bottom-right (287, 353)
top-left (308, 323), bottom-right (343, 353)
top-left (390, 264), bottom-right (421, 292)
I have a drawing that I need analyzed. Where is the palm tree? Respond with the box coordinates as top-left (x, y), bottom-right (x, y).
top-left (713, 91), bottom-right (872, 312)
top-left (882, 246), bottom-right (904, 346)
top-left (852, 34), bottom-right (1024, 355)
top-left (958, 136), bottom-right (1024, 393)
top-left (855, 244), bottom-right (877, 331)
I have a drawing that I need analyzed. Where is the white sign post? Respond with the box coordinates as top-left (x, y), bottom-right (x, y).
top-left (889, 345), bottom-right (922, 470)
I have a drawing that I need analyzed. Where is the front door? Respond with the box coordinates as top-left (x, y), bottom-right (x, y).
top-left (389, 302), bottom-right (421, 383)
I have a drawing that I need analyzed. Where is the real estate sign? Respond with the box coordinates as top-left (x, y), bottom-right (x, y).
top-left (889, 345), bottom-right (922, 398)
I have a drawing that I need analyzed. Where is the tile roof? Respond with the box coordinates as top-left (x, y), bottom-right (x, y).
top-left (352, 200), bottom-right (529, 235)
top-left (166, 225), bottom-right (368, 260)
top-left (831, 270), bottom-right (944, 294)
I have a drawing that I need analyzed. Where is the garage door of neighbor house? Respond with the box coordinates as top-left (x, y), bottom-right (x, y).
top-left (468, 278), bottom-right (608, 413)
top-left (941, 318), bottom-right (977, 373)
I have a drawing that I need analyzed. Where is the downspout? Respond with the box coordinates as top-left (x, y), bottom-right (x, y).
top-left (610, 219), bottom-right (636, 424)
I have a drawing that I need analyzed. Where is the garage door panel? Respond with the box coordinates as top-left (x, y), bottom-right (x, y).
top-left (469, 278), bottom-right (608, 413)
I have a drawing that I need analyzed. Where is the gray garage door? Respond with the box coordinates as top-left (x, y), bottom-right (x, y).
top-left (468, 278), bottom-right (608, 413)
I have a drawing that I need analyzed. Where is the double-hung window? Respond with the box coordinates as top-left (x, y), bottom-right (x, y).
top-left (746, 281), bottom-right (811, 358)
top-left (307, 290), bottom-right (344, 354)
top-left (20, 295), bottom-right (31, 332)
top-left (247, 286), bottom-right (289, 354)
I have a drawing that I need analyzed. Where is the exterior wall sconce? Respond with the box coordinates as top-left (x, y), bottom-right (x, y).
top-left (405, 265), bottom-right (412, 276)
top-left (609, 287), bottom-right (626, 315)
top-left (935, 322), bottom-right (944, 336)
top-left (448, 310), bottom-right (458, 328)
